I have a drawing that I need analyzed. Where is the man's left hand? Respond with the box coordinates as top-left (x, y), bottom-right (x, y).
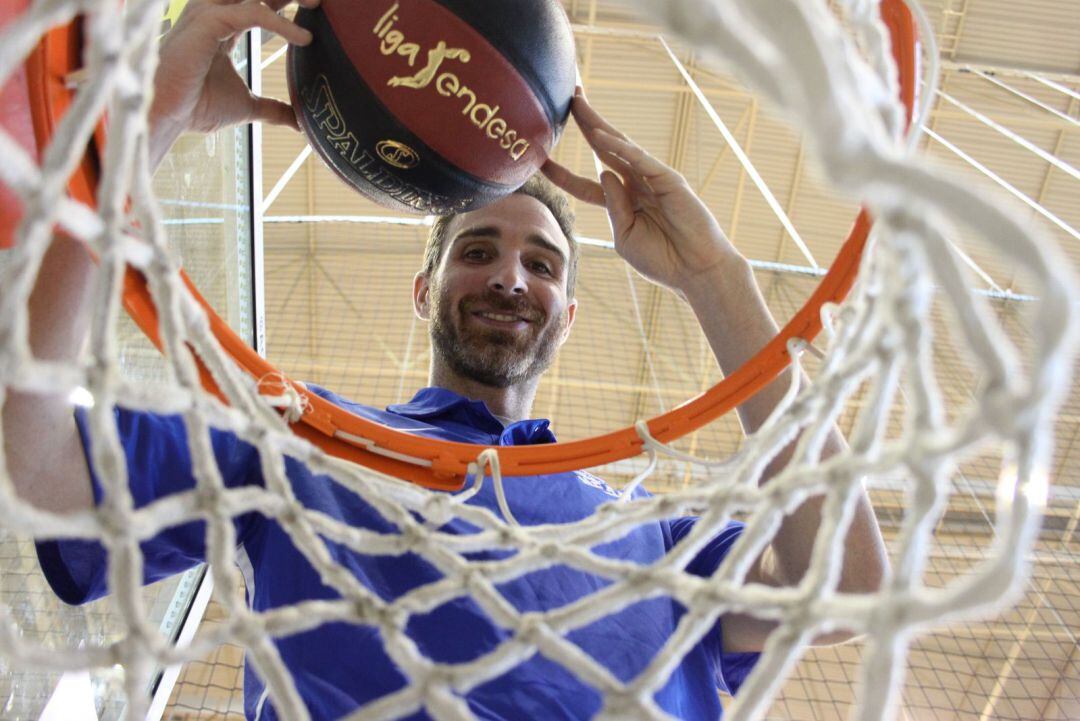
top-left (542, 90), bottom-right (744, 298)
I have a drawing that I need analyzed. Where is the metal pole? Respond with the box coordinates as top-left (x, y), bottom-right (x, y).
top-left (660, 38), bottom-right (817, 269)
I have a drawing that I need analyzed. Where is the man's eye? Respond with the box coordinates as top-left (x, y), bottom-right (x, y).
top-left (464, 248), bottom-right (489, 260)
top-left (532, 262), bottom-right (552, 275)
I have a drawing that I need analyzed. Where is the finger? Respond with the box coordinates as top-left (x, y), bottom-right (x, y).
top-left (250, 96), bottom-right (300, 131)
top-left (600, 171), bottom-right (636, 240)
top-left (565, 101), bottom-right (655, 195)
top-left (212, 2), bottom-right (313, 46)
top-left (563, 123), bottom-right (650, 197)
top-left (592, 149), bottom-right (641, 189)
top-left (582, 145), bottom-right (652, 199)
top-left (263, 0), bottom-right (321, 13)
top-left (570, 91), bottom-right (631, 142)
top-left (540, 159), bottom-right (606, 207)
top-left (591, 128), bottom-right (683, 191)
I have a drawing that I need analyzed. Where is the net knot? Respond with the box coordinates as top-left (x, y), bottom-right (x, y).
top-left (691, 582), bottom-right (729, 611)
top-left (399, 522), bottom-right (429, 553)
top-left (459, 568), bottom-right (486, 595)
top-left (351, 596), bottom-right (380, 623)
top-left (497, 526), bottom-right (525, 546)
top-left (984, 385), bottom-right (1032, 438)
top-left (514, 613), bottom-right (547, 646)
top-left (416, 666), bottom-right (456, 700)
top-left (626, 566), bottom-right (654, 590)
top-left (257, 373), bottom-right (310, 424)
top-left (597, 691), bottom-right (647, 721)
top-left (375, 604), bottom-right (408, 633)
top-left (97, 503), bottom-right (135, 543)
top-left (420, 494), bottom-right (454, 527)
top-left (277, 503), bottom-right (303, 529)
top-left (538, 542), bottom-right (560, 558)
top-left (195, 484), bottom-right (224, 512)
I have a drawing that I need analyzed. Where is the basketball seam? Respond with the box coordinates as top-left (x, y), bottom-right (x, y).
top-left (288, 10), bottom-right (516, 213)
top-left (426, 0), bottom-right (573, 132)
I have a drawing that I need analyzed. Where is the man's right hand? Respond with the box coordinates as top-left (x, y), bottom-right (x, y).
top-left (1, 1), bottom-right (319, 515)
top-left (149, 0), bottom-right (319, 167)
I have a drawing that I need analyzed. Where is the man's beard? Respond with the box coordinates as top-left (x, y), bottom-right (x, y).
top-left (429, 284), bottom-right (568, 389)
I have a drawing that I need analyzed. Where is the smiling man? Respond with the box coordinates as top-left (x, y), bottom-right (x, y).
top-left (418, 183), bottom-right (578, 420)
top-left (4, 1), bottom-right (892, 719)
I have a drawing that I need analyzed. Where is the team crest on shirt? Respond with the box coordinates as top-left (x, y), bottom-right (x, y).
top-left (575, 471), bottom-right (621, 498)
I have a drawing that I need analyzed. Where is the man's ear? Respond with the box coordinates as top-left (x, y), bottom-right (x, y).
top-left (560, 297), bottom-right (578, 345)
top-left (413, 272), bottom-right (432, 320)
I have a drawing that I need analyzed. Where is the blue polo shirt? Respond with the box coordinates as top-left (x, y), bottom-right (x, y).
top-left (37, 386), bottom-right (758, 720)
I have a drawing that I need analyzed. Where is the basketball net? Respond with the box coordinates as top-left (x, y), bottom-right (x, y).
top-left (0, 1), bottom-right (1076, 720)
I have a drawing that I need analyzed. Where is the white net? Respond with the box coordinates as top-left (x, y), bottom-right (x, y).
top-left (0, 1), bottom-right (1077, 721)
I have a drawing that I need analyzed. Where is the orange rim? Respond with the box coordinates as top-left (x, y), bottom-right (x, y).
top-left (20, 2), bottom-right (918, 490)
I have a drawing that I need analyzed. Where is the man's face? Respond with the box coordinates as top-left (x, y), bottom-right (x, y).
top-left (414, 194), bottom-right (577, 389)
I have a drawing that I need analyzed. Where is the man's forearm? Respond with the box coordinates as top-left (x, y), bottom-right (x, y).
top-left (680, 256), bottom-right (784, 434)
top-left (2, 234), bottom-right (97, 513)
top-left (680, 255), bottom-right (888, 595)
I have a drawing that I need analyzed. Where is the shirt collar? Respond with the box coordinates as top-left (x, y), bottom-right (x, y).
top-left (386, 387), bottom-right (557, 445)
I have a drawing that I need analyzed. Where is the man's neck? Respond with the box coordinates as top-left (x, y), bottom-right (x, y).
top-left (428, 364), bottom-right (539, 423)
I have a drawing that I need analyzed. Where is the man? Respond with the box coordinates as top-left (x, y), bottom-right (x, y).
top-left (3, 1), bottom-right (889, 719)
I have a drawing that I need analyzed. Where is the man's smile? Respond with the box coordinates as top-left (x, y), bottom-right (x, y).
top-left (471, 309), bottom-right (533, 330)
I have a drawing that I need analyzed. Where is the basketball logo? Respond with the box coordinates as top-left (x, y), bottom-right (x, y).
top-left (288, 0), bottom-right (577, 212)
top-left (376, 140), bottom-right (420, 169)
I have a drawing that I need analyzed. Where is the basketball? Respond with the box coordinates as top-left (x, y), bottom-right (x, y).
top-left (287, 0), bottom-right (577, 215)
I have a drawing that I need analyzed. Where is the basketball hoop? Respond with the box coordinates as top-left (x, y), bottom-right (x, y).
top-left (2, 2), bottom-right (919, 490)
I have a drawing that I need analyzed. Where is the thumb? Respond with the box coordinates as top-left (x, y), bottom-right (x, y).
top-left (249, 96), bottom-right (300, 131)
top-left (600, 171), bottom-right (634, 240)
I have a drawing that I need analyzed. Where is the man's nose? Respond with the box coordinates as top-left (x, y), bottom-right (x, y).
top-left (488, 259), bottom-right (527, 295)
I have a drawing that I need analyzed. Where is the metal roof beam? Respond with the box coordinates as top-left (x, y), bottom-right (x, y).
top-left (971, 70), bottom-right (1080, 129)
top-left (1026, 73), bottom-right (1080, 104)
top-left (695, 104), bottom-right (752, 196)
top-left (567, 26), bottom-right (1080, 86)
top-left (262, 145), bottom-right (313, 213)
top-left (582, 78), bottom-right (745, 96)
top-left (660, 37), bottom-right (818, 269)
top-left (924, 127), bottom-right (1080, 244)
top-left (936, 90), bottom-right (1080, 183)
top-left (576, 234), bottom-right (1034, 301)
top-left (262, 42), bottom-right (287, 70)
top-left (940, 60), bottom-right (1080, 85)
top-left (264, 215), bottom-right (433, 226)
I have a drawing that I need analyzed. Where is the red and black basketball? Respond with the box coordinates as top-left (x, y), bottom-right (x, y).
top-left (287, 0), bottom-right (577, 215)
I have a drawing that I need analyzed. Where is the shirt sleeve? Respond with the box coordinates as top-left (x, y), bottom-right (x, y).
top-left (666, 517), bottom-right (761, 696)
top-left (35, 406), bottom-right (264, 605)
